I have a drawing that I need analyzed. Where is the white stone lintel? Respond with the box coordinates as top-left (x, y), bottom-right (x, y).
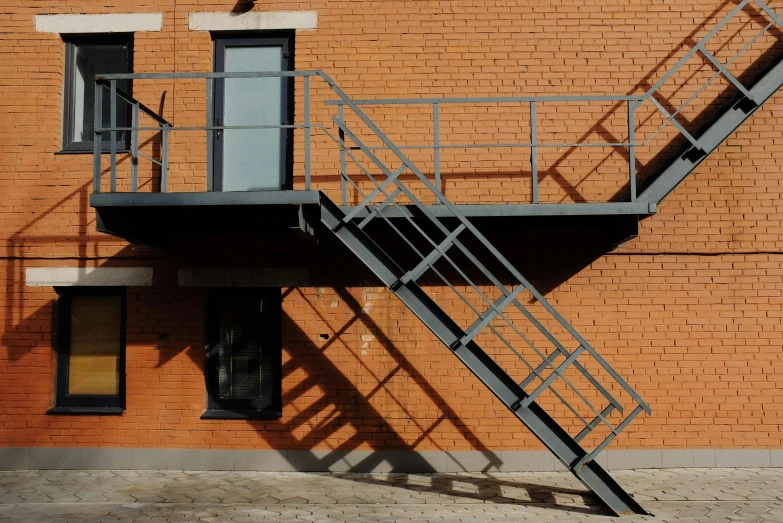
top-left (189, 11), bottom-right (317, 32)
top-left (26, 267), bottom-right (153, 287)
top-left (34, 14), bottom-right (163, 34)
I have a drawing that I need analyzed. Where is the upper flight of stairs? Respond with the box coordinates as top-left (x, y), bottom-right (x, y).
top-left (638, 0), bottom-right (783, 203)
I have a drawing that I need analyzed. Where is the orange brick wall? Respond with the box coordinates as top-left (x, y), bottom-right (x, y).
top-left (0, 0), bottom-right (782, 453)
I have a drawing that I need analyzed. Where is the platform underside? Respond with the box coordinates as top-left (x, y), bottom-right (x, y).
top-left (91, 190), bottom-right (655, 246)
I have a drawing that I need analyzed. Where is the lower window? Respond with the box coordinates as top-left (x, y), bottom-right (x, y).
top-left (203, 289), bottom-right (282, 419)
top-left (50, 288), bottom-right (125, 414)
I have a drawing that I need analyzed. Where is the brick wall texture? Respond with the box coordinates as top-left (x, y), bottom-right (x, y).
top-left (0, 0), bottom-right (782, 455)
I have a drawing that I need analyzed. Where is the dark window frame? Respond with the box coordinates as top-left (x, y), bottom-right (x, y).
top-left (203, 288), bottom-right (282, 420)
top-left (61, 34), bottom-right (133, 154)
top-left (48, 287), bottom-right (126, 415)
top-left (211, 32), bottom-right (295, 191)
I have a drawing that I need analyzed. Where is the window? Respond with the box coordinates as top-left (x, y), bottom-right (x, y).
top-left (203, 290), bottom-right (282, 419)
top-left (49, 288), bottom-right (125, 414)
top-left (62, 35), bottom-right (133, 153)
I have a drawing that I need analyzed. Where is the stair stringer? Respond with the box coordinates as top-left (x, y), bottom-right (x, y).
top-left (315, 193), bottom-right (648, 517)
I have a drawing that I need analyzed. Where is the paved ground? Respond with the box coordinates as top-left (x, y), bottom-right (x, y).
top-left (0, 468), bottom-right (781, 522)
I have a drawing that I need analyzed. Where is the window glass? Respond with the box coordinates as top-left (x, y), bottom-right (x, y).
top-left (217, 295), bottom-right (272, 403)
top-left (68, 295), bottom-right (122, 396)
top-left (72, 43), bottom-right (129, 142)
top-left (63, 36), bottom-right (132, 151)
top-left (52, 288), bottom-right (125, 413)
top-left (206, 290), bottom-right (281, 418)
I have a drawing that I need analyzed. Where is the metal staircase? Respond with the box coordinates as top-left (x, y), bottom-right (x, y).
top-left (313, 74), bottom-right (652, 516)
top-left (89, 0), bottom-right (783, 516)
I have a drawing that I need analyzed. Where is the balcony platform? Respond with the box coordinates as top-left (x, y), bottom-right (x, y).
top-left (91, 190), bottom-right (656, 246)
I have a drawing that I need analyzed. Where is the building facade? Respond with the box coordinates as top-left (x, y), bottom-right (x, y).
top-left (0, 0), bottom-right (782, 486)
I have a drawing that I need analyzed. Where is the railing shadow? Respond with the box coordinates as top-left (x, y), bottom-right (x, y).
top-left (205, 282), bottom-right (507, 473)
top-left (332, 472), bottom-right (606, 515)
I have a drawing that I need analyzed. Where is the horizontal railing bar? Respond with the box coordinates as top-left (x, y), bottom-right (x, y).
top-left (325, 95), bottom-right (643, 105)
top-left (101, 126), bottom-right (637, 147)
top-left (97, 71), bottom-right (321, 80)
top-left (97, 124), bottom-right (318, 132)
top-left (363, 141), bottom-right (637, 150)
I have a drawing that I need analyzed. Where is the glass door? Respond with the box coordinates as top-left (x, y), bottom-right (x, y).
top-left (213, 35), bottom-right (293, 191)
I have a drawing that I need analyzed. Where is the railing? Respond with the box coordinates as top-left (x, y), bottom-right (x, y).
top-left (325, 95), bottom-right (642, 204)
top-left (93, 71), bottom-right (324, 194)
top-left (93, 71), bottom-right (645, 201)
top-left (95, 0), bottom-right (783, 202)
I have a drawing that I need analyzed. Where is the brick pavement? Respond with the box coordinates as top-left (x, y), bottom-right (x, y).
top-left (0, 468), bottom-right (781, 521)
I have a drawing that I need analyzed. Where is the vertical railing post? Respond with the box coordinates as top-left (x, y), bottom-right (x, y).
top-left (433, 102), bottom-right (441, 201)
top-left (304, 75), bottom-right (311, 190)
top-left (131, 102), bottom-right (139, 193)
top-left (93, 80), bottom-right (103, 194)
top-left (338, 103), bottom-right (347, 206)
top-left (161, 123), bottom-right (169, 193)
top-left (110, 80), bottom-right (117, 193)
top-left (628, 100), bottom-right (636, 202)
top-left (206, 77), bottom-right (214, 192)
top-left (530, 101), bottom-right (538, 204)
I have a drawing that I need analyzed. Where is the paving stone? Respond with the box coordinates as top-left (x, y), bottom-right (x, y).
top-left (0, 469), bottom-right (781, 521)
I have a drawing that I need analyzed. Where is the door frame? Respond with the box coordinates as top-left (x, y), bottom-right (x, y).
top-left (211, 33), bottom-right (295, 192)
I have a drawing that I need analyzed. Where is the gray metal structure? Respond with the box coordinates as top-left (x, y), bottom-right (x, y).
top-left (88, 0), bottom-right (783, 516)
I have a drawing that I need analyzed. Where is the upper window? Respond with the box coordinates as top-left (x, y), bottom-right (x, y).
top-left (203, 290), bottom-right (282, 419)
top-left (49, 288), bottom-right (126, 414)
top-left (62, 35), bottom-right (133, 153)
